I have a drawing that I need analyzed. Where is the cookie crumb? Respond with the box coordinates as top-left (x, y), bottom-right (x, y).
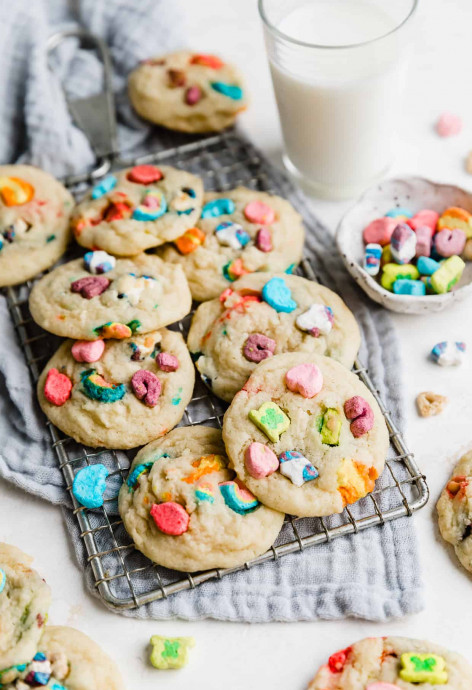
top-left (416, 391), bottom-right (448, 417)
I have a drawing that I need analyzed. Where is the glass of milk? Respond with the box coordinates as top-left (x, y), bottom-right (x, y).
top-left (259, 0), bottom-right (418, 199)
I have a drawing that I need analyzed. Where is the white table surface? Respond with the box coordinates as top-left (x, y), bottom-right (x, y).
top-left (2, 1), bottom-right (472, 687)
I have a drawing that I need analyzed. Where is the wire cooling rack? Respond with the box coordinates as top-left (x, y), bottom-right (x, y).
top-left (4, 131), bottom-right (429, 611)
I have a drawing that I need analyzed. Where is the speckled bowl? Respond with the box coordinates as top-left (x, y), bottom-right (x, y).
top-left (336, 176), bottom-right (472, 314)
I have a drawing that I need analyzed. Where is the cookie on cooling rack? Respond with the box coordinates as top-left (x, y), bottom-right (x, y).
top-left (188, 273), bottom-right (361, 402)
top-left (37, 329), bottom-right (194, 449)
top-left (158, 187), bottom-right (305, 301)
top-left (308, 636), bottom-right (472, 689)
top-left (0, 543), bottom-right (51, 672)
top-left (0, 626), bottom-right (125, 690)
top-left (222, 352), bottom-right (389, 518)
top-left (118, 426), bottom-right (285, 572)
top-left (437, 450), bottom-right (472, 574)
top-left (0, 165), bottom-right (73, 287)
top-left (29, 253), bottom-right (191, 340)
top-left (128, 51), bottom-right (247, 133)
top-left (71, 164), bottom-right (203, 256)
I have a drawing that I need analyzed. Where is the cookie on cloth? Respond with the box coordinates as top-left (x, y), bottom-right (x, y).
top-left (158, 187), bottom-right (305, 301)
top-left (0, 543), bottom-right (51, 673)
top-left (71, 165), bottom-right (203, 256)
top-left (29, 254), bottom-right (191, 340)
top-left (0, 165), bottom-right (74, 287)
top-left (0, 626), bottom-right (125, 690)
top-left (128, 50), bottom-right (247, 133)
top-left (308, 636), bottom-right (472, 689)
top-left (188, 273), bottom-right (361, 402)
top-left (222, 352), bottom-right (388, 517)
top-left (37, 330), bottom-right (194, 449)
top-left (118, 426), bottom-right (285, 571)
top-left (437, 450), bottom-right (472, 574)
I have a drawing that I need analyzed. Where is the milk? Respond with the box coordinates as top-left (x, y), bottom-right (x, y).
top-left (267, 0), bottom-right (409, 198)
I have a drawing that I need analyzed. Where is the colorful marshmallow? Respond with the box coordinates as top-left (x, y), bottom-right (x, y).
top-left (131, 370), bottom-right (162, 407)
top-left (385, 207), bottom-right (413, 220)
top-left (285, 363), bottom-right (323, 399)
top-left (436, 112), bottom-right (462, 137)
top-left (262, 277), bottom-right (297, 313)
top-left (210, 82), bottom-right (243, 100)
top-left (344, 396), bottom-right (374, 437)
top-left (255, 227), bottom-right (273, 252)
top-left (408, 209), bottom-right (439, 231)
top-left (295, 303), bottom-right (334, 337)
top-left (80, 369), bottom-right (126, 402)
top-left (71, 339), bottom-right (105, 363)
top-left (201, 198), bottom-right (235, 219)
top-left (414, 225), bottom-right (434, 258)
top-left (364, 243), bottom-right (382, 276)
top-left (435, 228), bottom-right (466, 257)
top-left (127, 461), bottom-right (155, 491)
top-left (150, 635), bottom-right (195, 670)
top-left (380, 263), bottom-right (419, 291)
top-left (431, 341), bottom-right (466, 366)
top-left (318, 408), bottom-right (342, 446)
top-left (219, 480), bottom-right (259, 514)
top-left (245, 442), bottom-right (279, 478)
top-left (72, 464), bottom-right (109, 509)
top-left (430, 255), bottom-right (465, 293)
top-left (248, 401), bottom-right (290, 443)
top-left (44, 368), bottom-right (72, 406)
top-left (175, 227), bottom-right (206, 254)
top-left (390, 223), bottom-right (417, 264)
top-left (0, 176), bottom-right (34, 206)
top-left (169, 188), bottom-right (196, 215)
top-left (362, 216), bottom-right (397, 246)
top-left (95, 321), bottom-right (132, 339)
top-left (437, 206), bottom-right (472, 238)
top-left (71, 275), bottom-right (110, 299)
top-left (150, 501), bottom-right (190, 535)
top-left (84, 250), bottom-right (116, 274)
top-left (91, 175), bottom-right (117, 200)
top-left (393, 279), bottom-right (426, 296)
top-left (156, 352), bottom-right (179, 372)
top-left (244, 200), bottom-right (276, 225)
top-left (194, 482), bottom-right (215, 504)
top-left (243, 333), bottom-right (276, 363)
top-left (132, 189), bottom-right (167, 220)
top-left (278, 450), bottom-right (318, 486)
top-left (127, 165), bottom-right (163, 184)
top-left (417, 256), bottom-right (440, 276)
top-left (0, 567), bottom-right (6, 594)
top-left (399, 653), bottom-right (448, 684)
top-left (215, 221), bottom-right (250, 249)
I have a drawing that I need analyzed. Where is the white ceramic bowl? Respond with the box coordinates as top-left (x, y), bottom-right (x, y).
top-left (336, 176), bottom-right (472, 314)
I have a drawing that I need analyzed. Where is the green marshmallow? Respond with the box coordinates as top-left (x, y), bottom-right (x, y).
top-left (430, 255), bottom-right (465, 294)
top-left (318, 408), bottom-right (342, 446)
top-left (381, 263), bottom-right (419, 291)
top-left (248, 401), bottom-right (290, 443)
top-left (399, 652), bottom-right (448, 684)
top-left (150, 635), bottom-right (195, 670)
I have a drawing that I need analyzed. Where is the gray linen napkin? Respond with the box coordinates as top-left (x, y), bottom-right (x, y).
top-left (0, 0), bottom-right (423, 621)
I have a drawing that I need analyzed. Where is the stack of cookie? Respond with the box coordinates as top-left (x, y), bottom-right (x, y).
top-left (0, 542), bottom-right (124, 689)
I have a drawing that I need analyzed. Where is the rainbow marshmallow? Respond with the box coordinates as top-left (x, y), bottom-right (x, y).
top-left (132, 189), bottom-right (167, 221)
top-left (219, 480), bottom-right (259, 514)
top-left (195, 482), bottom-right (215, 504)
top-left (80, 369), bottom-right (126, 403)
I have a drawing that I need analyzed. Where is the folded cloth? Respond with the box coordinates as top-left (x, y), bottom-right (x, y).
top-left (0, 0), bottom-right (423, 621)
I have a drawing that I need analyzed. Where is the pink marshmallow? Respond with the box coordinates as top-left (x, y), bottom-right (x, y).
top-left (156, 352), bottom-right (179, 372)
top-left (285, 363), bottom-right (323, 399)
top-left (245, 442), bottom-right (279, 479)
top-left (244, 200), bottom-right (276, 225)
top-left (408, 209), bottom-right (439, 232)
top-left (436, 112), bottom-right (462, 137)
top-left (150, 501), bottom-right (189, 535)
top-left (131, 370), bottom-right (162, 407)
top-left (255, 227), bottom-right (273, 252)
top-left (414, 225), bottom-right (434, 258)
top-left (344, 396), bottom-right (374, 437)
top-left (363, 217), bottom-right (397, 246)
top-left (435, 228), bottom-right (466, 257)
top-left (71, 339), bottom-right (105, 363)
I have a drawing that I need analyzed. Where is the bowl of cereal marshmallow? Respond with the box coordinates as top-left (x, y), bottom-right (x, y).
top-left (336, 176), bottom-right (472, 314)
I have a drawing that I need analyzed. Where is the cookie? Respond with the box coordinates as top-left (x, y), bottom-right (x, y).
top-left (308, 636), bottom-right (472, 689)
top-left (71, 165), bottom-right (204, 256)
top-left (0, 543), bottom-right (51, 672)
top-left (29, 254), bottom-right (192, 340)
top-left (222, 352), bottom-right (388, 517)
top-left (0, 165), bottom-right (73, 287)
top-left (158, 187), bottom-right (305, 301)
top-left (128, 51), bottom-right (247, 133)
top-left (118, 426), bottom-right (285, 571)
top-left (188, 273), bottom-right (361, 402)
top-left (0, 626), bottom-right (124, 689)
top-left (437, 450), bottom-right (472, 573)
top-left (37, 330), bottom-right (194, 449)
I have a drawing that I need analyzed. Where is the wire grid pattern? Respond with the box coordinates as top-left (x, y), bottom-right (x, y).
top-left (4, 132), bottom-right (428, 610)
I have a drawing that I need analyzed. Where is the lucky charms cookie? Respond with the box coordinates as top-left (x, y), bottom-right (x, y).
top-left (308, 636), bottom-right (472, 689)
top-left (37, 330), bottom-right (194, 448)
top-left (71, 165), bottom-right (203, 256)
top-left (158, 187), bottom-right (305, 301)
top-left (222, 352), bottom-right (389, 517)
top-left (0, 626), bottom-right (125, 690)
top-left (118, 426), bottom-right (285, 571)
top-left (188, 273), bottom-right (361, 401)
top-left (29, 254), bottom-right (191, 340)
top-left (0, 543), bottom-right (51, 672)
top-left (128, 50), bottom-right (247, 133)
top-left (437, 450), bottom-right (472, 573)
top-left (0, 165), bottom-right (73, 287)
